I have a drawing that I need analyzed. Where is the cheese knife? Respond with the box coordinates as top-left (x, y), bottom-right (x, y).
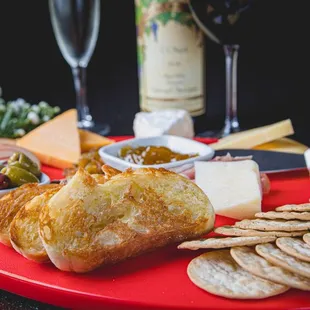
top-left (213, 149), bottom-right (310, 173)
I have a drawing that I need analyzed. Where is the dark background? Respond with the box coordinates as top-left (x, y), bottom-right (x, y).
top-left (0, 0), bottom-right (309, 144)
top-left (0, 0), bottom-right (309, 309)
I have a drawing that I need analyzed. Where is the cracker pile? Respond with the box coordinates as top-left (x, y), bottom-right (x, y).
top-left (178, 202), bottom-right (310, 299)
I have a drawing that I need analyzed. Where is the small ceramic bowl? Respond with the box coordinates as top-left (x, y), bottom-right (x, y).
top-left (0, 172), bottom-right (50, 199)
top-left (98, 135), bottom-right (214, 172)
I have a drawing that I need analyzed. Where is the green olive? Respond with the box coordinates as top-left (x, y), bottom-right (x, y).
top-left (8, 161), bottom-right (40, 177)
top-left (7, 152), bottom-right (20, 164)
top-left (8, 161), bottom-right (29, 171)
top-left (2, 166), bottom-right (39, 187)
top-left (8, 152), bottom-right (41, 177)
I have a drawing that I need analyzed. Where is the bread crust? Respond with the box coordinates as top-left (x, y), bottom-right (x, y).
top-left (39, 167), bottom-right (215, 273)
top-left (9, 185), bottom-right (62, 262)
top-left (0, 183), bottom-right (60, 246)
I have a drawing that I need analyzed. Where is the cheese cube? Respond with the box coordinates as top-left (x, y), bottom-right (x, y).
top-left (133, 109), bottom-right (194, 139)
top-left (195, 160), bottom-right (262, 220)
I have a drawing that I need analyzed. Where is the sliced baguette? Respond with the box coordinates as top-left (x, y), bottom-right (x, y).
top-left (39, 167), bottom-right (215, 273)
top-left (0, 183), bottom-right (60, 247)
top-left (9, 185), bottom-right (62, 262)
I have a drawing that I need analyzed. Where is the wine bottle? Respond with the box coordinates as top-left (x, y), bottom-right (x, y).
top-left (135, 0), bottom-right (206, 117)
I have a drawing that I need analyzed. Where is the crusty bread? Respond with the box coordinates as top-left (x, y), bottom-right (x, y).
top-left (39, 167), bottom-right (215, 273)
top-left (101, 165), bottom-right (121, 179)
top-left (9, 185), bottom-right (62, 262)
top-left (0, 183), bottom-right (60, 247)
top-left (91, 165), bottom-right (121, 184)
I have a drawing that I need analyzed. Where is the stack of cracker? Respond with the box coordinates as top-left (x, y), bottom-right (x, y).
top-left (178, 203), bottom-right (310, 299)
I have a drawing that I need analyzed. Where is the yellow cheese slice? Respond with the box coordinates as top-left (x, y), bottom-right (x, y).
top-left (254, 138), bottom-right (308, 154)
top-left (17, 109), bottom-right (80, 169)
top-left (211, 119), bottom-right (294, 150)
top-left (79, 129), bottom-right (114, 152)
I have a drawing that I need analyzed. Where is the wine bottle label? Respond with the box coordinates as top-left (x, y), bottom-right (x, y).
top-left (135, 0), bottom-right (205, 116)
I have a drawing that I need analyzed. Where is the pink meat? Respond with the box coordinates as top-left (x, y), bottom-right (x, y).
top-left (211, 153), bottom-right (253, 162)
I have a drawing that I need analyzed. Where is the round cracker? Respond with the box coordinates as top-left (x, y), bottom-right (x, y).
top-left (276, 237), bottom-right (310, 263)
top-left (256, 243), bottom-right (310, 278)
top-left (214, 226), bottom-right (307, 237)
top-left (304, 233), bottom-right (310, 246)
top-left (276, 203), bottom-right (310, 212)
top-left (231, 246), bottom-right (310, 291)
top-left (255, 211), bottom-right (310, 221)
top-left (187, 250), bottom-right (289, 299)
top-left (178, 236), bottom-right (276, 250)
top-left (235, 219), bottom-right (310, 231)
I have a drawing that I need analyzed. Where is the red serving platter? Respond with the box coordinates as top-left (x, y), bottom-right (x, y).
top-left (0, 137), bottom-right (310, 309)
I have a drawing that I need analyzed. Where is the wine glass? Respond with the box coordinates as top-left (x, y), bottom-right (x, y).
top-left (189, 0), bottom-right (254, 137)
top-left (49, 0), bottom-right (110, 135)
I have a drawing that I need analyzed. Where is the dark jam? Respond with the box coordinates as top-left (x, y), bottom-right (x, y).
top-left (119, 145), bottom-right (198, 165)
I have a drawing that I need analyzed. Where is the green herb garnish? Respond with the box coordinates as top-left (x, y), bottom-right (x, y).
top-left (0, 88), bottom-right (61, 138)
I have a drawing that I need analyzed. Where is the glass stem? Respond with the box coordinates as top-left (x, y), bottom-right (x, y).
top-left (223, 44), bottom-right (240, 136)
top-left (72, 66), bottom-right (93, 128)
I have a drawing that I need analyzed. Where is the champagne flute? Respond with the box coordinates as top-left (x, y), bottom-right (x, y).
top-left (49, 0), bottom-right (110, 135)
top-left (189, 0), bottom-right (254, 137)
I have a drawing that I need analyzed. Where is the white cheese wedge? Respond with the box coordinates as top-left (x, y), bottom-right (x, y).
top-left (133, 109), bottom-right (194, 139)
top-left (195, 160), bottom-right (262, 220)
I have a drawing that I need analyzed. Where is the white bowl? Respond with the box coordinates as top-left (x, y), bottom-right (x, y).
top-left (98, 135), bottom-right (214, 172)
top-left (0, 172), bottom-right (50, 199)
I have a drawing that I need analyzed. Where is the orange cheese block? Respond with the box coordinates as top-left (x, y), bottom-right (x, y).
top-left (79, 129), bottom-right (114, 152)
top-left (17, 109), bottom-right (81, 169)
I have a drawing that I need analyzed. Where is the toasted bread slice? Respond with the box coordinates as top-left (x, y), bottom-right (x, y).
top-left (101, 165), bottom-right (121, 179)
top-left (0, 183), bottom-right (60, 247)
top-left (9, 185), bottom-right (62, 262)
top-left (91, 165), bottom-right (122, 184)
top-left (39, 167), bottom-right (215, 273)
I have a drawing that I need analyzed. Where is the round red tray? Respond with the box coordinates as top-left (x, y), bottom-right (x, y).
top-left (0, 139), bottom-right (309, 309)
